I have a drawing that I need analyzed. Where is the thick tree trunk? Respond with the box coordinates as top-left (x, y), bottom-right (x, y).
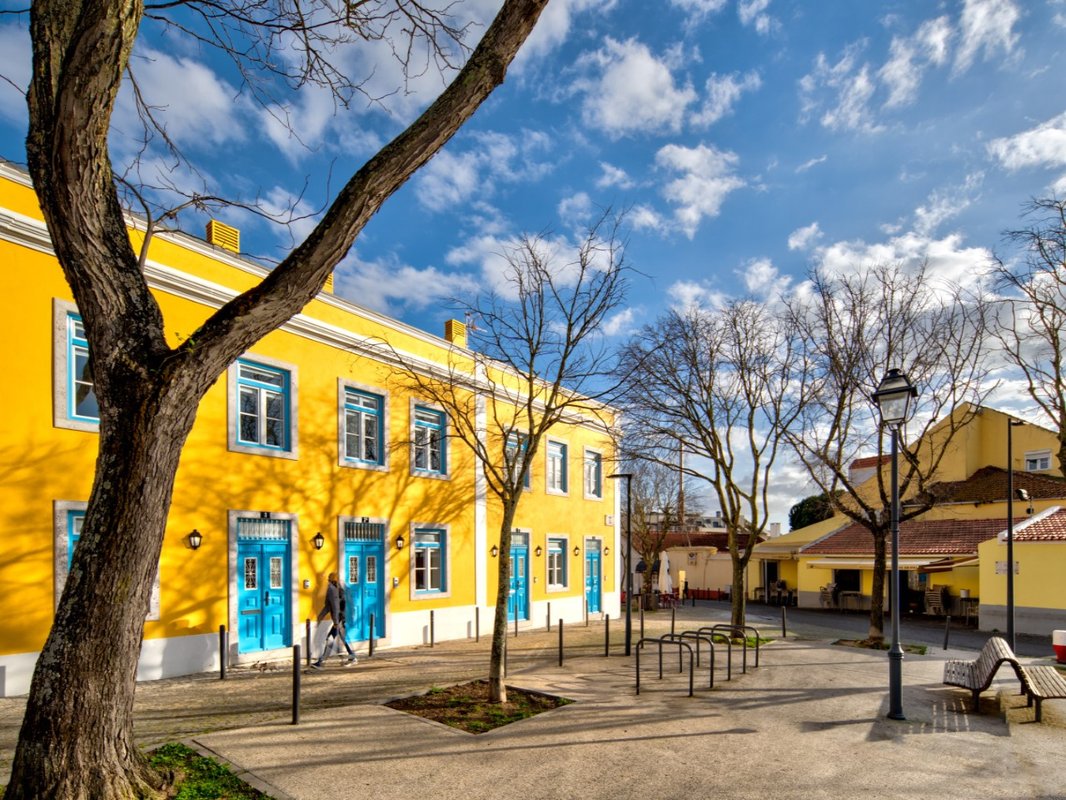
top-left (868, 529), bottom-right (888, 643)
top-left (7, 383), bottom-right (200, 798)
top-left (730, 557), bottom-right (747, 630)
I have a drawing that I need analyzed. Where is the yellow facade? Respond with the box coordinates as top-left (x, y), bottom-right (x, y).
top-left (0, 164), bottom-right (619, 696)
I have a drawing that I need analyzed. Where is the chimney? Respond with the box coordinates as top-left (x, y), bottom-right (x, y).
top-left (444, 319), bottom-right (467, 348)
top-left (205, 220), bottom-right (240, 253)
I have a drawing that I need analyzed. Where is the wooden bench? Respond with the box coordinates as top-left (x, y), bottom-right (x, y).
top-left (943, 636), bottom-right (1024, 710)
top-left (1018, 665), bottom-right (1066, 722)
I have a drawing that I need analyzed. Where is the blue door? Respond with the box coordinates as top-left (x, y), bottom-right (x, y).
top-left (585, 541), bottom-right (602, 614)
top-left (343, 519), bottom-right (385, 641)
top-left (237, 517), bottom-right (292, 653)
top-left (508, 534), bottom-right (529, 622)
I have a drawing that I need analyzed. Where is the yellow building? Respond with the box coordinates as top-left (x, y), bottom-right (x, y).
top-left (0, 163), bottom-right (619, 697)
top-left (754, 405), bottom-right (1066, 634)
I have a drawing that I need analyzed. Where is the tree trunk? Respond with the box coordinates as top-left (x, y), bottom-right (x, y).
top-left (7, 383), bottom-right (200, 798)
top-left (489, 503), bottom-right (517, 703)
top-left (868, 528), bottom-right (887, 643)
top-left (730, 558), bottom-right (747, 630)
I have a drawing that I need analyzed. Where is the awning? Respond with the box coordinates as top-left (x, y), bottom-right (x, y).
top-left (919, 556), bottom-right (980, 574)
top-left (805, 557), bottom-right (939, 570)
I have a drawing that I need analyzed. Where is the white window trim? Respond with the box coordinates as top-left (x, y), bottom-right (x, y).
top-left (53, 500), bottom-right (160, 619)
top-left (546, 438), bottom-right (569, 496)
top-left (583, 447), bottom-right (604, 501)
top-left (545, 533), bottom-right (570, 593)
top-left (409, 523), bottom-right (452, 600)
top-left (337, 379), bottom-right (389, 473)
top-left (52, 298), bottom-right (98, 433)
top-left (227, 354), bottom-right (299, 460)
top-left (1024, 449), bottom-right (1052, 472)
top-left (410, 399), bottom-right (449, 480)
top-left (506, 432), bottom-right (532, 492)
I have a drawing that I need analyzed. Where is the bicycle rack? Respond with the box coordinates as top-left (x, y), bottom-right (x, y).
top-left (636, 636), bottom-right (695, 697)
top-left (708, 624), bottom-right (762, 672)
top-left (661, 631), bottom-right (716, 689)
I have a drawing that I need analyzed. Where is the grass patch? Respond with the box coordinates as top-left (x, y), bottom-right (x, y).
top-left (148, 742), bottom-right (270, 799)
top-left (385, 680), bottom-right (573, 734)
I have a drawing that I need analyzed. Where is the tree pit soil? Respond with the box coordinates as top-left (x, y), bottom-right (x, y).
top-left (385, 680), bottom-right (573, 734)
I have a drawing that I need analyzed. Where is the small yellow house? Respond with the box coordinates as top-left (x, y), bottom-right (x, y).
top-left (0, 163), bottom-right (619, 697)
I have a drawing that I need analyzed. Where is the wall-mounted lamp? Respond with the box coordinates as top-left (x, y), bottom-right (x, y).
top-left (604, 546), bottom-right (610, 556)
top-left (491, 544), bottom-right (499, 558)
top-left (573, 545), bottom-right (581, 557)
top-left (188, 529), bottom-right (203, 551)
top-left (396, 534), bottom-right (406, 550)
top-left (312, 531), bottom-right (325, 550)
top-left (535, 545), bottom-right (543, 557)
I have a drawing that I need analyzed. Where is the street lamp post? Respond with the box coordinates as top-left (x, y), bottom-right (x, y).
top-left (1006, 419), bottom-right (1023, 651)
top-left (608, 472), bottom-right (634, 656)
top-left (872, 367), bottom-right (918, 721)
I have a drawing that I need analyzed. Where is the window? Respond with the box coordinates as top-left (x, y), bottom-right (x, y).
top-left (54, 301), bottom-right (100, 431)
top-left (547, 441), bottom-right (568, 494)
top-left (413, 406), bottom-right (446, 475)
top-left (506, 433), bottom-right (531, 489)
top-left (67, 510), bottom-right (85, 571)
top-left (584, 450), bottom-right (603, 499)
top-left (547, 537), bottom-right (568, 589)
top-left (343, 388), bottom-right (383, 466)
top-left (413, 528), bottom-right (446, 593)
top-left (1025, 450), bottom-right (1052, 472)
top-left (228, 357), bottom-right (298, 459)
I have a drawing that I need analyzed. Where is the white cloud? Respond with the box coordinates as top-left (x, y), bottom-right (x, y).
top-left (600, 307), bottom-right (638, 337)
top-left (741, 257), bottom-right (787, 297)
top-left (447, 231), bottom-right (582, 299)
top-left (656, 143), bottom-right (744, 238)
top-left (788, 222), bottom-right (823, 251)
top-left (955, 0), bottom-right (1021, 74)
top-left (738, 0), bottom-right (774, 35)
top-left (799, 45), bottom-right (884, 134)
top-left (667, 279), bottom-right (728, 311)
top-left (0, 23), bottom-right (30, 128)
top-left (795, 155), bottom-right (828, 173)
top-left (912, 174), bottom-right (983, 237)
top-left (668, 0), bottom-right (729, 25)
top-left (879, 16), bottom-right (952, 109)
top-left (334, 251), bottom-right (479, 317)
top-left (596, 162), bottom-right (636, 190)
top-left (692, 71), bottom-right (762, 128)
top-left (629, 204), bottom-right (667, 233)
top-left (517, 0), bottom-right (617, 66)
top-left (416, 149), bottom-right (482, 212)
top-left (987, 111), bottom-right (1066, 178)
top-left (576, 38), bottom-right (697, 139)
top-left (558, 191), bottom-right (593, 221)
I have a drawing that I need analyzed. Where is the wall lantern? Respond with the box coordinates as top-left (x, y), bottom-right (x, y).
top-left (312, 531), bottom-right (325, 550)
top-left (604, 546), bottom-right (610, 556)
top-left (188, 529), bottom-right (203, 551)
top-left (491, 544), bottom-right (499, 558)
top-left (535, 545), bottom-right (543, 557)
top-left (396, 534), bottom-right (406, 550)
top-left (573, 545), bottom-right (581, 557)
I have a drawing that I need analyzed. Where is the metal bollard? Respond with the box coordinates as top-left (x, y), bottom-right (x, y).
top-left (219, 624), bottom-right (227, 680)
top-left (476, 606), bottom-right (480, 642)
top-left (430, 609), bottom-right (435, 647)
top-left (559, 619), bottom-right (564, 667)
top-left (943, 615), bottom-right (952, 650)
top-left (514, 612), bottom-right (519, 638)
top-left (781, 606), bottom-right (788, 638)
top-left (604, 613), bottom-right (610, 657)
top-left (547, 602), bottom-right (551, 631)
top-left (671, 606), bottom-right (676, 635)
top-left (292, 644), bottom-right (301, 725)
top-left (640, 602), bottom-right (645, 639)
top-left (305, 619), bottom-right (312, 666)
top-left (369, 612), bottom-right (376, 657)
top-left (585, 598), bottom-right (589, 627)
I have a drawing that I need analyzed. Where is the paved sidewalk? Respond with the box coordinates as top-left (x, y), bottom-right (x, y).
top-left (1, 605), bottom-right (1062, 798)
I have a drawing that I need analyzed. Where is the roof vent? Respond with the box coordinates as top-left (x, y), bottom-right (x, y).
top-left (206, 220), bottom-right (240, 253)
top-left (445, 319), bottom-right (467, 348)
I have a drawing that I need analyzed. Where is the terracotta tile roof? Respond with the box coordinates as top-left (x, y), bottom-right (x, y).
top-left (920, 466), bottom-right (1066, 505)
top-left (660, 532), bottom-right (762, 549)
top-left (851, 455), bottom-right (889, 469)
top-left (1013, 508), bottom-right (1066, 542)
top-left (800, 516), bottom-right (1021, 557)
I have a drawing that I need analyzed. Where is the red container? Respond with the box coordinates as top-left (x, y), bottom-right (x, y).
top-left (1053, 630), bottom-right (1066, 664)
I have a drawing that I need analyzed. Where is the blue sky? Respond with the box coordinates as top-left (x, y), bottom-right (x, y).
top-left (2, 0), bottom-right (1065, 523)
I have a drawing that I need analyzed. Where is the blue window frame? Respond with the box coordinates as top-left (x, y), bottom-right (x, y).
top-left (584, 450), bottom-right (603, 499)
top-left (344, 389), bottom-right (383, 465)
top-left (237, 360), bottom-right (291, 451)
top-left (68, 510), bottom-right (85, 570)
top-left (67, 314), bottom-right (99, 422)
top-left (547, 537), bottom-right (567, 588)
top-left (547, 441), bottom-right (568, 493)
top-left (413, 406), bottom-right (445, 474)
top-left (413, 529), bottom-right (446, 593)
top-left (506, 433), bottom-right (531, 490)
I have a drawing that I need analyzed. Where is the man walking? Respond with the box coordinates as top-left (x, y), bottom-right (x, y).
top-left (311, 572), bottom-right (358, 668)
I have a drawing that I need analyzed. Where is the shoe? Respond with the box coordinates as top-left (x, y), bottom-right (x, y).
top-left (345, 655), bottom-right (358, 665)
top-left (310, 661), bottom-right (323, 670)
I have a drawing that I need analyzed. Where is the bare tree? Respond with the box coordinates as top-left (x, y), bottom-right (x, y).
top-left (618, 457), bottom-right (683, 609)
top-left (10, 1), bottom-right (550, 796)
top-left (991, 197), bottom-right (1066, 474)
top-left (618, 299), bottom-right (801, 629)
top-left (784, 263), bottom-right (994, 643)
top-left (387, 215), bottom-right (629, 703)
